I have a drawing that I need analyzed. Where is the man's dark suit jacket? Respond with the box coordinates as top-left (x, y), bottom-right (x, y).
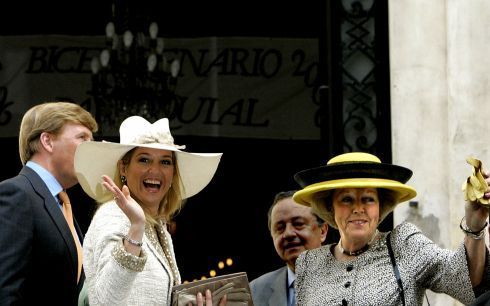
top-left (473, 290), bottom-right (490, 306)
top-left (249, 266), bottom-right (288, 306)
top-left (0, 166), bottom-right (84, 306)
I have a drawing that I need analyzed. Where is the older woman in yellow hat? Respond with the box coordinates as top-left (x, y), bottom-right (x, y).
top-left (293, 152), bottom-right (489, 305)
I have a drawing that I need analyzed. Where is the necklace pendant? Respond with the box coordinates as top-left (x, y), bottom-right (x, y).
top-left (343, 244), bottom-right (369, 256)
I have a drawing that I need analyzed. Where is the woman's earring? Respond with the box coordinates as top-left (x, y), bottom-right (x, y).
top-left (120, 175), bottom-right (126, 184)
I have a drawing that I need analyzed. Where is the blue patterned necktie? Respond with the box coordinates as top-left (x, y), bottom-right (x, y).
top-left (289, 280), bottom-right (296, 306)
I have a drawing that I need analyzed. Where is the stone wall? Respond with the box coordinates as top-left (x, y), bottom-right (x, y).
top-left (390, 1), bottom-right (490, 305)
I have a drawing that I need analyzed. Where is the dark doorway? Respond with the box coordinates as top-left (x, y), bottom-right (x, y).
top-left (0, 0), bottom-right (392, 283)
top-left (0, 0), bottom-right (328, 282)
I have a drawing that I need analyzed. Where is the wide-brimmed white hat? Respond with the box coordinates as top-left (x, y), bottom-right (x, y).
top-left (75, 116), bottom-right (222, 203)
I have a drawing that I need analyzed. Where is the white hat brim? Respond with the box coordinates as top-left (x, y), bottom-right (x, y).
top-left (75, 141), bottom-right (222, 202)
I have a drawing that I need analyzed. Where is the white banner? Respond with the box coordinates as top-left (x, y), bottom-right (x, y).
top-left (0, 35), bottom-right (320, 139)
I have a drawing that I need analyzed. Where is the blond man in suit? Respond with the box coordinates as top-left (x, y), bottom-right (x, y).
top-left (0, 102), bottom-right (97, 305)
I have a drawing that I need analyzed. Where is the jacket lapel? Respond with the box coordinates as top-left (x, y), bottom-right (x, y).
top-left (143, 229), bottom-right (174, 306)
top-left (269, 266), bottom-right (288, 306)
top-left (144, 226), bottom-right (175, 284)
top-left (21, 167), bottom-right (79, 281)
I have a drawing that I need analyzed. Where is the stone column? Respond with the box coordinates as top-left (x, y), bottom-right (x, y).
top-left (390, 0), bottom-right (490, 305)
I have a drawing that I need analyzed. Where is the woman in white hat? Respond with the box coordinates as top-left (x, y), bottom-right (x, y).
top-left (292, 152), bottom-right (489, 305)
top-left (75, 116), bottom-right (224, 305)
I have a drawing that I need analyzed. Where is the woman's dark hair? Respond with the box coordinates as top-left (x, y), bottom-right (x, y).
top-left (267, 190), bottom-right (324, 231)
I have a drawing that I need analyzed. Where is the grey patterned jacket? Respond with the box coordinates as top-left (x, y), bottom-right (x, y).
top-left (296, 222), bottom-right (489, 306)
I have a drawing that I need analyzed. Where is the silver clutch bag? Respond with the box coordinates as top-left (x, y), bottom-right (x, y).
top-left (171, 272), bottom-right (254, 306)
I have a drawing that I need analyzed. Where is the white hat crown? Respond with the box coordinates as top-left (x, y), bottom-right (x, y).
top-left (120, 116), bottom-right (185, 149)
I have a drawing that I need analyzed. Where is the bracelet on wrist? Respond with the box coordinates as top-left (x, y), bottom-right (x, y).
top-left (462, 230), bottom-right (486, 240)
top-left (123, 235), bottom-right (143, 247)
top-left (460, 217), bottom-right (488, 240)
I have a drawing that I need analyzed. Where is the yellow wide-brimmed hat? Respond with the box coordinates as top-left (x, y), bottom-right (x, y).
top-left (293, 152), bottom-right (417, 228)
